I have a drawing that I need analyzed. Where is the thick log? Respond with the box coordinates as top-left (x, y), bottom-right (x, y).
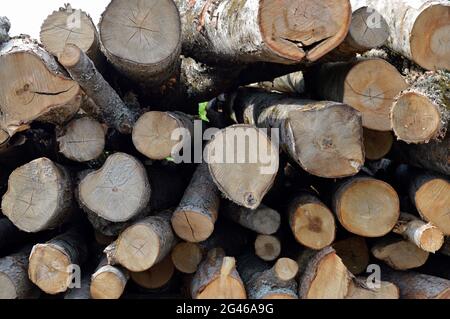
top-left (350, 0), bottom-right (450, 71)
top-left (228, 89), bottom-right (364, 178)
top-left (78, 153), bottom-right (151, 224)
top-left (288, 192), bottom-right (336, 250)
top-left (40, 5), bottom-right (104, 67)
top-left (332, 176), bottom-right (400, 237)
top-left (58, 44), bottom-right (139, 134)
top-left (254, 234), bottom-right (281, 262)
top-left (2, 157), bottom-right (73, 232)
top-left (0, 36), bottom-right (81, 141)
top-left (0, 16), bottom-right (10, 43)
top-left (56, 116), bottom-right (106, 162)
top-left (90, 257), bottom-right (129, 299)
top-left (223, 202), bottom-right (280, 235)
top-left (204, 124), bottom-right (279, 209)
top-left (0, 249), bottom-right (37, 299)
top-left (171, 163), bottom-right (220, 242)
top-left (130, 256), bottom-right (175, 290)
top-left (391, 71), bottom-right (450, 144)
top-left (175, 0), bottom-right (351, 65)
top-left (190, 248), bottom-right (246, 299)
top-left (28, 229), bottom-right (88, 294)
top-left (332, 236), bottom-right (369, 275)
top-left (104, 211), bottom-right (176, 272)
top-left (363, 129), bottom-right (393, 161)
top-left (99, 0), bottom-right (181, 86)
top-left (381, 268), bottom-right (450, 299)
top-left (132, 111), bottom-right (194, 160)
top-left (238, 255), bottom-right (298, 299)
top-left (393, 212), bottom-right (444, 253)
top-left (306, 59), bottom-right (408, 131)
top-left (371, 237), bottom-right (429, 270)
top-left (345, 278), bottom-right (399, 299)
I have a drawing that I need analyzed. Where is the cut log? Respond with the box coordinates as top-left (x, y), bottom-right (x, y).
top-left (297, 247), bottom-right (353, 299)
top-left (104, 211), bottom-right (176, 272)
top-left (58, 44), bottom-right (139, 134)
top-left (251, 71), bottom-right (305, 95)
top-left (391, 70), bottom-right (450, 144)
top-left (0, 36), bottom-right (81, 140)
top-left (254, 234), bottom-right (281, 262)
top-left (332, 236), bottom-right (369, 275)
top-left (0, 16), bottom-right (10, 43)
top-left (132, 111), bottom-right (194, 160)
top-left (171, 242), bottom-right (204, 275)
top-left (175, 0), bottom-right (352, 64)
top-left (64, 274), bottom-right (91, 299)
top-left (78, 152), bottom-right (151, 223)
top-left (228, 89), bottom-right (364, 178)
top-left (223, 202), bottom-right (280, 235)
top-left (28, 229), bottom-right (88, 294)
top-left (130, 256), bottom-right (175, 290)
top-left (190, 248), bottom-right (246, 299)
top-left (393, 212), bottom-right (444, 253)
top-left (306, 59), bottom-right (408, 131)
top-left (0, 218), bottom-right (33, 256)
top-left (0, 250), bottom-right (37, 299)
top-left (99, 0), bottom-right (181, 85)
top-left (345, 278), bottom-right (399, 299)
top-left (350, 0), bottom-right (450, 71)
top-left (40, 5), bottom-right (104, 67)
top-left (381, 268), bottom-right (450, 299)
top-left (371, 237), bottom-right (429, 270)
top-left (238, 255), bottom-right (298, 299)
top-left (90, 257), bottom-right (129, 299)
top-left (332, 176), bottom-right (400, 237)
top-left (204, 124), bottom-right (279, 209)
top-left (171, 163), bottom-right (220, 242)
top-left (56, 116), bottom-right (106, 162)
top-left (363, 128), bottom-right (393, 161)
top-left (288, 192), bottom-right (336, 250)
top-left (2, 157), bottom-right (73, 233)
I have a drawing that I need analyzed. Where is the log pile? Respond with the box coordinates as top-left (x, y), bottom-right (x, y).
top-left (0, 0), bottom-right (449, 300)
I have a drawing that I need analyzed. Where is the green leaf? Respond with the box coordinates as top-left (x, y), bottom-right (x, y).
top-left (165, 156), bottom-right (175, 162)
top-left (198, 102), bottom-right (209, 122)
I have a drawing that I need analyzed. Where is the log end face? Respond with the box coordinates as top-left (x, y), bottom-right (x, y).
top-left (90, 271), bottom-right (126, 299)
top-left (254, 235), bottom-right (281, 261)
top-left (419, 225), bottom-right (444, 253)
top-left (171, 242), bottom-right (203, 274)
top-left (0, 273), bottom-right (17, 299)
top-left (348, 7), bottom-right (389, 50)
top-left (171, 210), bottom-right (215, 243)
top-left (274, 258), bottom-right (299, 281)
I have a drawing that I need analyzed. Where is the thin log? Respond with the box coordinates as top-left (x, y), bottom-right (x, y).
top-left (0, 249), bottom-right (37, 299)
top-left (90, 257), bottom-right (129, 299)
top-left (254, 234), bottom-right (281, 262)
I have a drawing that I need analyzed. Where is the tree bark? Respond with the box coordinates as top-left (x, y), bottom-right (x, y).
top-left (90, 257), bottom-right (129, 299)
top-left (2, 157), bottom-right (73, 233)
top-left (0, 16), bottom-right (10, 43)
top-left (350, 0), bottom-right (450, 71)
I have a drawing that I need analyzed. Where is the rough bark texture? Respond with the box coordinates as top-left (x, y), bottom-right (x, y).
top-left (172, 163), bottom-right (220, 243)
top-left (59, 44), bottom-right (139, 134)
top-left (251, 71), bottom-right (305, 95)
top-left (0, 16), bottom-right (10, 43)
top-left (0, 250), bottom-right (37, 299)
top-left (2, 157), bottom-right (73, 233)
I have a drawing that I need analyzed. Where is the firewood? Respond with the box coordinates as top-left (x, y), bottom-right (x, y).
top-left (130, 256), bottom-right (175, 290)
top-left (254, 234), bottom-right (281, 262)
top-left (2, 157), bottom-right (73, 232)
top-left (223, 202), bottom-right (280, 235)
top-left (104, 211), bottom-right (176, 272)
top-left (391, 71), bottom-right (450, 144)
top-left (332, 176), bottom-right (399, 237)
top-left (0, 249), bottom-right (37, 299)
top-left (175, 0), bottom-right (351, 65)
top-left (252, 71), bottom-right (305, 95)
top-left (132, 111), bottom-right (194, 160)
top-left (371, 237), bottom-right (429, 270)
top-left (0, 16), bottom-right (10, 43)
top-left (0, 36), bottom-right (81, 141)
top-left (204, 124), bottom-right (279, 209)
top-left (171, 163), bottom-right (220, 243)
top-left (363, 129), bottom-right (393, 161)
top-left (40, 5), bottom-right (104, 67)
top-left (28, 229), bottom-right (88, 294)
top-left (56, 116), bottom-right (106, 162)
top-left (190, 248), bottom-right (246, 299)
top-left (350, 0), bottom-right (450, 71)
top-left (238, 255), bottom-right (298, 299)
top-left (332, 236), bottom-right (369, 275)
top-left (99, 0), bottom-right (181, 86)
top-left (58, 44), bottom-right (139, 134)
top-left (171, 242), bottom-right (203, 275)
top-left (288, 192), bottom-right (336, 250)
top-left (393, 212), bottom-right (444, 253)
top-left (78, 153), bottom-right (151, 225)
top-left (228, 89), bottom-right (364, 178)
top-left (90, 257), bottom-right (129, 299)
top-left (306, 59), bottom-right (408, 131)
top-left (345, 278), bottom-right (399, 299)
top-left (381, 268), bottom-right (450, 299)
